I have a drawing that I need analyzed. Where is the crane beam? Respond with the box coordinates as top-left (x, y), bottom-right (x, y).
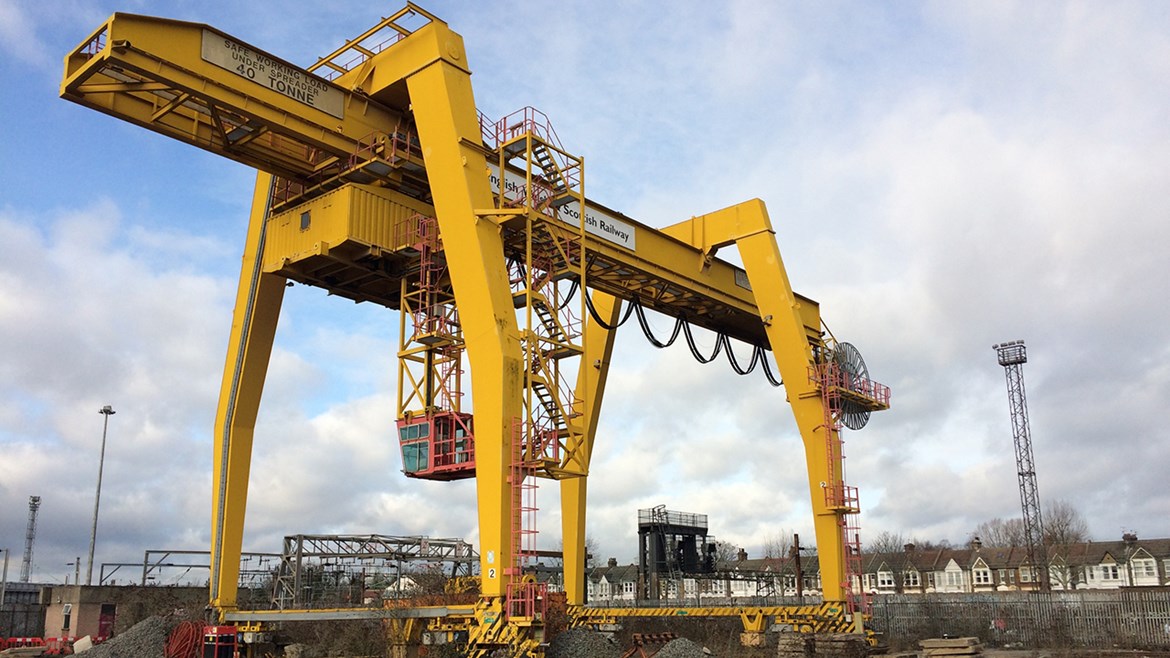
top-left (61, 13), bottom-right (821, 350)
top-left (264, 183), bottom-right (822, 348)
top-left (61, 14), bottom-right (404, 180)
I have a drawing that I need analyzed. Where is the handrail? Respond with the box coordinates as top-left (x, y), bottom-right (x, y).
top-left (310, 3), bottom-right (438, 80)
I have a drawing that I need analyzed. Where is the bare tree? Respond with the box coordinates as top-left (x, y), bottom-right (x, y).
top-left (973, 501), bottom-right (1088, 551)
top-left (866, 530), bottom-right (907, 555)
top-left (554, 535), bottom-right (601, 568)
top-left (762, 530), bottom-right (795, 560)
top-left (1042, 500), bottom-right (1090, 589)
top-left (907, 537), bottom-right (952, 551)
top-left (1043, 499), bottom-right (1091, 546)
top-left (972, 517), bottom-right (1026, 547)
top-left (713, 540), bottom-right (741, 566)
top-left (584, 535), bottom-right (600, 569)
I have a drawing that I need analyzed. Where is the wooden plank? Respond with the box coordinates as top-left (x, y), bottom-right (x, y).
top-left (920, 637), bottom-right (980, 648)
top-left (926, 641), bottom-right (982, 650)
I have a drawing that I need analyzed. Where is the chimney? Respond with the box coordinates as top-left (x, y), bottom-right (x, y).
top-left (1123, 532), bottom-right (1138, 545)
top-left (737, 548), bottom-right (748, 562)
top-left (971, 536), bottom-right (983, 550)
top-left (607, 557), bottom-right (618, 568)
top-left (904, 543), bottom-right (916, 553)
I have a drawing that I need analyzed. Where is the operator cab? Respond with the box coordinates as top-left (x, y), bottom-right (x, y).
top-left (397, 411), bottom-right (476, 480)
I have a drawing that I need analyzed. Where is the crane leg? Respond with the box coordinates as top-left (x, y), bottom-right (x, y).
top-left (404, 53), bottom-right (523, 602)
top-left (562, 292), bottom-right (622, 605)
top-left (663, 199), bottom-right (848, 603)
top-left (735, 227), bottom-right (848, 603)
top-left (210, 173), bottom-right (286, 616)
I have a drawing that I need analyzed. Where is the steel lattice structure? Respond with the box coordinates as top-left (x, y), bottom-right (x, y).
top-left (272, 534), bottom-right (478, 609)
top-left (994, 340), bottom-right (1049, 591)
top-left (20, 496), bottom-right (41, 583)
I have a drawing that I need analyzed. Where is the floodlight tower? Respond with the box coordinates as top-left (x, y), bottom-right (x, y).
top-left (20, 495), bottom-right (41, 583)
top-left (993, 340), bottom-right (1049, 591)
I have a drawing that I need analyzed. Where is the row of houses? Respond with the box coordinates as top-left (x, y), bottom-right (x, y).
top-left (584, 533), bottom-right (1170, 603)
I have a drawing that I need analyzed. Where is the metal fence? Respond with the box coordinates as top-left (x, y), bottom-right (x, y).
top-left (869, 590), bottom-right (1170, 650)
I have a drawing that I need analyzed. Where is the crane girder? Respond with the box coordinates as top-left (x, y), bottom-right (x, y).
top-left (61, 13), bottom-right (821, 349)
top-left (263, 182), bottom-right (822, 349)
top-left (61, 13), bottom-right (405, 180)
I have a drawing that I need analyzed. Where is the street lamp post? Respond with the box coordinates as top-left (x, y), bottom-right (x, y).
top-left (67, 557), bottom-right (80, 586)
top-left (2, 547), bottom-right (9, 605)
top-left (86, 405), bottom-right (115, 586)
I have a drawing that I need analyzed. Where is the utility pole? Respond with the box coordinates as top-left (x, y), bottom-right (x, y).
top-left (20, 496), bottom-right (41, 583)
top-left (993, 340), bottom-right (1049, 591)
top-left (791, 533), bottom-right (803, 605)
top-left (87, 405), bottom-right (116, 586)
top-left (2, 547), bottom-right (9, 605)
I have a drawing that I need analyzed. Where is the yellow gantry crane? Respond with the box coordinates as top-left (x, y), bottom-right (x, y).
top-left (61, 4), bottom-right (889, 655)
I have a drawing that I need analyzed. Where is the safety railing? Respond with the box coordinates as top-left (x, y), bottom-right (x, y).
top-left (80, 25), bottom-right (107, 57)
top-left (637, 508), bottom-right (709, 529)
top-left (809, 363), bottom-right (891, 409)
top-left (492, 106), bottom-right (564, 151)
top-left (506, 580), bottom-right (548, 621)
top-left (309, 4), bottom-right (438, 80)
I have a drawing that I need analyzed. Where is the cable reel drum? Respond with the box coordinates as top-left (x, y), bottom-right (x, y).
top-left (828, 341), bottom-right (873, 430)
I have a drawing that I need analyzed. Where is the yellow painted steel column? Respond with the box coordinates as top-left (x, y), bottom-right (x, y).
top-left (403, 50), bottom-right (522, 599)
top-left (669, 199), bottom-right (847, 603)
top-left (731, 203), bottom-right (846, 604)
top-left (210, 172), bottom-right (285, 615)
top-left (562, 293), bottom-right (622, 605)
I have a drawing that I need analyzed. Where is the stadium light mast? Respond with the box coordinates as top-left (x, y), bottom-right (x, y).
top-left (20, 496), bottom-right (41, 583)
top-left (87, 405), bottom-right (116, 586)
top-left (993, 340), bottom-right (1049, 591)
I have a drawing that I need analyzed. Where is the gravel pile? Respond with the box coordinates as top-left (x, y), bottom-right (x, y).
top-left (545, 628), bottom-right (621, 658)
top-left (77, 616), bottom-right (173, 658)
top-left (655, 637), bottom-right (713, 658)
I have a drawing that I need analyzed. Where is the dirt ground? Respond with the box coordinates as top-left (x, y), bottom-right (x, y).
top-left (603, 618), bottom-right (1170, 658)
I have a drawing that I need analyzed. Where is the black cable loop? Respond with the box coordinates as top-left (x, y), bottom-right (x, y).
top-left (584, 289), bottom-right (635, 330)
top-left (584, 289), bottom-right (784, 387)
top-left (681, 321), bottom-right (723, 363)
top-left (759, 348), bottom-right (783, 387)
top-left (633, 302), bottom-right (683, 348)
top-left (554, 278), bottom-right (580, 311)
top-left (724, 336), bottom-right (762, 375)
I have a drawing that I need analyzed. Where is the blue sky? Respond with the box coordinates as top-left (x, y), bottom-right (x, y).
top-left (3, 0), bottom-right (1170, 585)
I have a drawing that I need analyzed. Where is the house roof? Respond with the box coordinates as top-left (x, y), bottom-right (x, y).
top-left (589, 562), bottom-right (640, 584)
top-left (574, 537), bottom-right (1170, 584)
top-left (859, 536), bottom-right (1170, 573)
top-left (714, 555), bottom-right (822, 576)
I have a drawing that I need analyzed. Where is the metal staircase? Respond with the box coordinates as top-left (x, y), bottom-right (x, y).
top-left (490, 107), bottom-right (587, 478)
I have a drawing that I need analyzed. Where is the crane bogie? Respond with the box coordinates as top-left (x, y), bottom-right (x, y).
top-left (61, 5), bottom-right (891, 654)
